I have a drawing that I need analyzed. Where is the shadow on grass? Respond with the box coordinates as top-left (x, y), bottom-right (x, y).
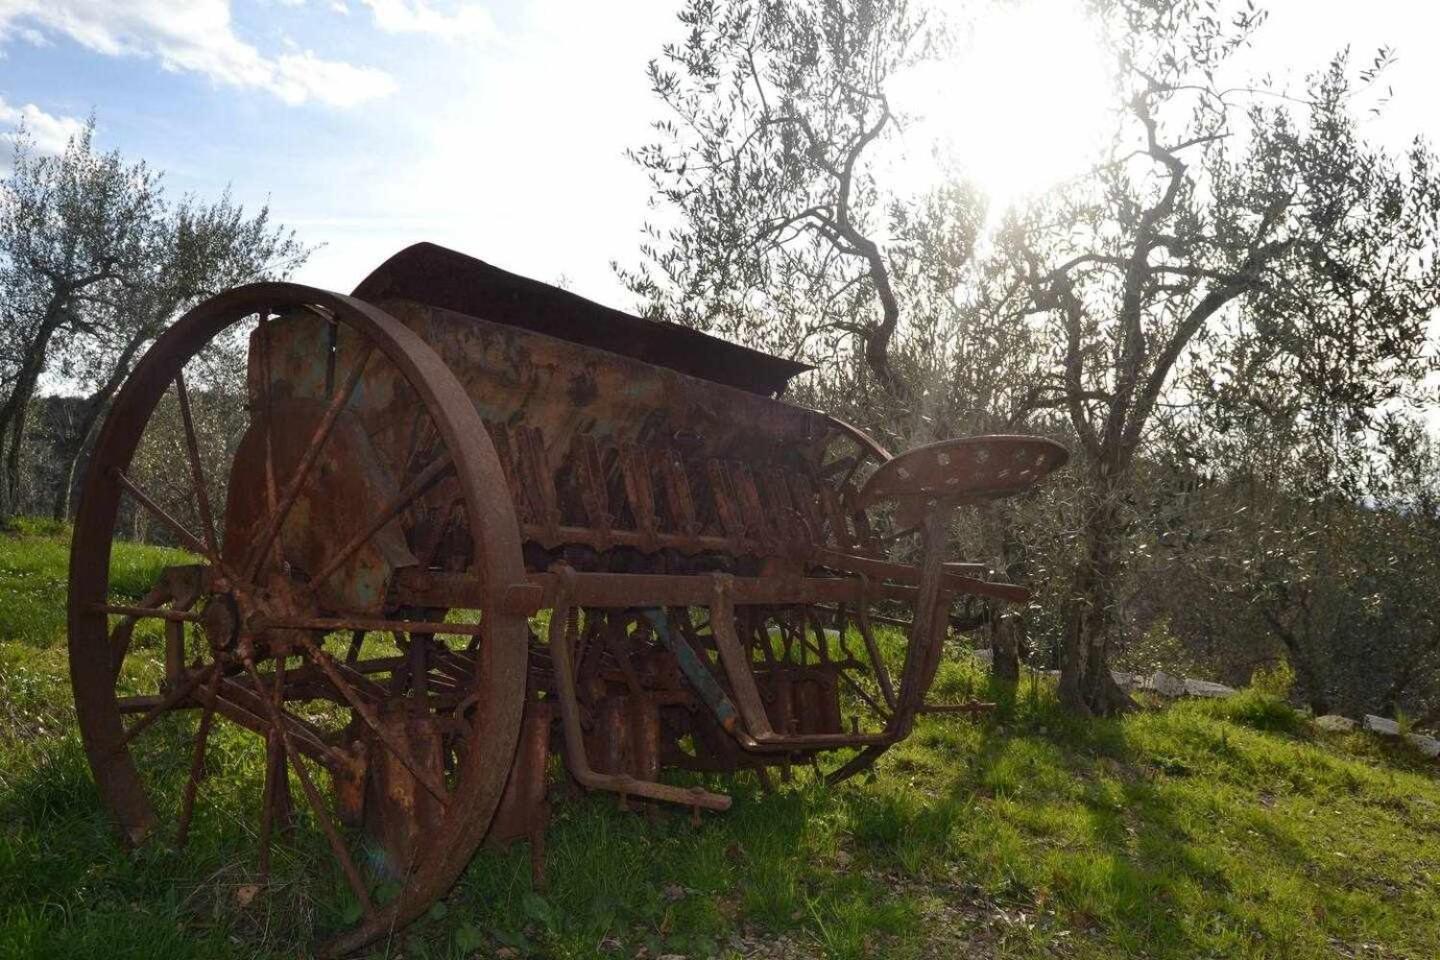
top-left (0, 719), bottom-right (359, 959)
top-left (2, 627), bottom-right (1438, 959)
top-left (941, 671), bottom-right (1439, 959)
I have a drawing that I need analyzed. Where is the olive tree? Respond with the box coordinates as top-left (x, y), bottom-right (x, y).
top-left (0, 120), bottom-right (306, 523)
top-left (995, 1), bottom-right (1440, 714)
top-left (617, 0), bottom-right (976, 409)
top-left (622, 0), bottom-right (1088, 687)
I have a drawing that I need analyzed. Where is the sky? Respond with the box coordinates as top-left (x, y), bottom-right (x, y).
top-left (1, 0), bottom-right (1438, 313)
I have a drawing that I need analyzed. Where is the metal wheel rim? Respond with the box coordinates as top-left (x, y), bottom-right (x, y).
top-left (66, 281), bottom-right (530, 954)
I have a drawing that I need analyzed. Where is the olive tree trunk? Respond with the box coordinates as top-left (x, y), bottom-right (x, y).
top-left (1057, 473), bottom-right (1134, 716)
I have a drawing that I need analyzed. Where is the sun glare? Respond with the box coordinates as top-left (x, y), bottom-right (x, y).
top-left (888, 2), bottom-right (1113, 211)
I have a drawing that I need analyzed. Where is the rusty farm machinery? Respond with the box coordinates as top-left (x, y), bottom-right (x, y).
top-left (68, 243), bottom-right (1067, 953)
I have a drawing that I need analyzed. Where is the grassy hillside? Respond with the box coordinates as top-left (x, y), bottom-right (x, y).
top-left (1, 521), bottom-right (1438, 959)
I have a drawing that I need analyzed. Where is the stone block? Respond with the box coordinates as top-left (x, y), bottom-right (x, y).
top-left (1363, 714), bottom-right (1401, 736)
top-left (1150, 670), bottom-right (1186, 697)
top-left (1183, 678), bottom-right (1236, 698)
top-left (1406, 733), bottom-right (1440, 758)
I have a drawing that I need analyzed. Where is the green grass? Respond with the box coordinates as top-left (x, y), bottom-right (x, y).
top-left (2, 521), bottom-right (1439, 958)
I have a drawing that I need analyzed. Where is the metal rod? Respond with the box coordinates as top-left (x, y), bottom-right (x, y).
top-left (175, 665), bottom-right (223, 848)
top-left (304, 454), bottom-right (452, 594)
top-left (293, 633), bottom-right (450, 805)
top-left (174, 370), bottom-right (220, 560)
top-left (246, 342), bottom-right (374, 581)
top-left (812, 603), bottom-right (986, 633)
top-left (109, 469), bottom-right (213, 563)
top-left (106, 585), bottom-right (173, 674)
top-left (792, 630), bottom-right (889, 720)
top-left (117, 662), bottom-right (218, 750)
top-left (255, 654), bottom-right (287, 883)
top-left (272, 615), bottom-right (485, 638)
top-left (242, 655), bottom-right (374, 917)
top-left (212, 676), bottom-right (339, 766)
top-left (256, 310), bottom-right (284, 577)
top-left (706, 578), bottom-right (894, 751)
top-left (283, 735), bottom-right (375, 918)
top-left (94, 603), bottom-right (202, 624)
top-left (856, 602), bottom-right (898, 711)
top-left (547, 569), bottom-right (732, 812)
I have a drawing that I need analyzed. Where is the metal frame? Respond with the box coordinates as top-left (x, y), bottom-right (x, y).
top-left (68, 253), bottom-right (1068, 956)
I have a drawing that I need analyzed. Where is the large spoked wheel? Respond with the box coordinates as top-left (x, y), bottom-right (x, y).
top-left (67, 282), bottom-right (529, 955)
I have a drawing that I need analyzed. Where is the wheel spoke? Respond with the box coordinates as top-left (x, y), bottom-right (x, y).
top-left (110, 469), bottom-right (212, 561)
top-left (408, 634), bottom-right (429, 704)
top-left (841, 447), bottom-right (866, 488)
top-left (294, 633), bottom-right (450, 805)
top-left (256, 654), bottom-right (289, 883)
top-left (212, 675), bottom-right (341, 765)
top-left (345, 629), bottom-right (365, 664)
top-left (798, 626), bottom-right (888, 719)
top-left (399, 406), bottom-right (437, 478)
top-left (247, 656), bottom-right (389, 706)
top-left (258, 310), bottom-right (284, 577)
top-left (857, 605), bottom-right (898, 711)
top-left (285, 738), bottom-right (376, 918)
top-left (117, 662), bottom-right (218, 750)
top-left (174, 371), bottom-right (220, 559)
top-left (244, 341), bottom-right (374, 582)
top-left (95, 603), bottom-right (202, 624)
top-left (109, 469), bottom-right (239, 585)
top-left (108, 586), bottom-right (172, 674)
top-left (303, 453), bottom-right (453, 597)
top-left (241, 655), bottom-right (373, 917)
top-left (175, 665), bottom-right (223, 848)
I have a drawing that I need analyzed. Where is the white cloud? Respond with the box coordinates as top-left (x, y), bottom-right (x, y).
top-left (273, 50), bottom-right (396, 107)
top-left (0, 95), bottom-right (85, 154)
top-left (0, 0), bottom-right (396, 107)
top-left (359, 0), bottom-right (494, 39)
